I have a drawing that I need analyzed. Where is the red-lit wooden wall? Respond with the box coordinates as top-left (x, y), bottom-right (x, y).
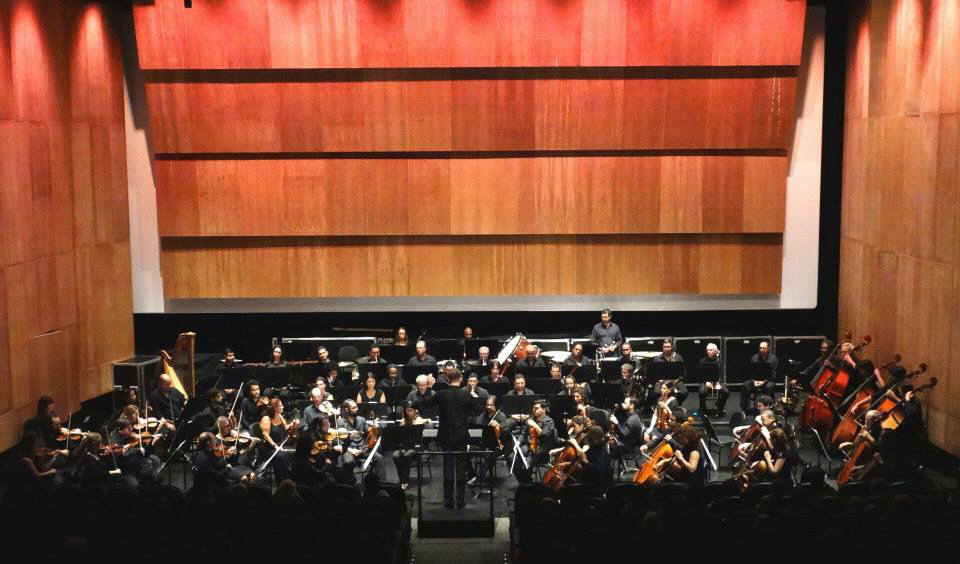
top-left (0, 0), bottom-right (133, 451)
top-left (840, 0), bottom-right (960, 455)
top-left (133, 0), bottom-right (806, 298)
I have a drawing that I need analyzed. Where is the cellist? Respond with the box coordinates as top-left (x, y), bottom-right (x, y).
top-left (838, 409), bottom-right (885, 483)
top-left (641, 381), bottom-right (679, 452)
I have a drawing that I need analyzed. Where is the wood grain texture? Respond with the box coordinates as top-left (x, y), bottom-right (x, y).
top-left (159, 234), bottom-right (782, 298)
top-left (840, 0), bottom-right (960, 456)
top-left (155, 155), bottom-right (787, 237)
top-left (143, 76), bottom-right (797, 153)
top-left (0, 1), bottom-right (133, 451)
top-left (133, 0), bottom-right (806, 70)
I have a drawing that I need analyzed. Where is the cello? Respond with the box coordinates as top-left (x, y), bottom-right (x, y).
top-left (829, 355), bottom-right (902, 447)
top-left (800, 335), bottom-right (871, 436)
top-left (543, 422), bottom-right (588, 491)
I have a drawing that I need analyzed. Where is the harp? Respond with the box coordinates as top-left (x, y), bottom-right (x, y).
top-left (161, 332), bottom-right (196, 399)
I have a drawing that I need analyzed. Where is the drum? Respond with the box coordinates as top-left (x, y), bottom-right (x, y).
top-left (497, 334), bottom-right (529, 365)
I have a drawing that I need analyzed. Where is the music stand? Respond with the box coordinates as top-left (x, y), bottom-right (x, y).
top-left (478, 382), bottom-right (510, 399)
top-left (515, 366), bottom-right (548, 380)
top-left (648, 361), bottom-right (685, 383)
top-left (330, 384), bottom-right (361, 404)
top-left (384, 385), bottom-right (413, 406)
top-left (465, 339), bottom-right (502, 360)
top-left (547, 395), bottom-right (577, 421)
top-left (469, 364), bottom-right (492, 379)
top-left (214, 367), bottom-right (248, 390)
top-left (359, 402), bottom-right (390, 419)
top-left (526, 379), bottom-right (560, 396)
top-left (500, 395), bottom-right (539, 416)
top-left (564, 363), bottom-right (596, 383)
top-left (591, 382), bottom-right (625, 409)
top-left (381, 423), bottom-right (424, 452)
top-left (698, 412), bottom-right (728, 465)
top-left (356, 362), bottom-right (389, 380)
top-left (256, 366), bottom-right (292, 389)
top-left (599, 358), bottom-right (628, 382)
top-left (379, 345), bottom-right (414, 365)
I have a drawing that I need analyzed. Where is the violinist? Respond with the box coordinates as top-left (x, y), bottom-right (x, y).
top-left (393, 402), bottom-right (428, 490)
top-left (194, 431), bottom-right (255, 487)
top-left (256, 398), bottom-right (295, 482)
top-left (22, 396), bottom-right (60, 448)
top-left (215, 415), bottom-right (256, 468)
top-left (336, 399), bottom-right (385, 481)
top-left (109, 417), bottom-right (161, 483)
top-left (239, 379), bottom-right (267, 431)
top-left (507, 399), bottom-right (557, 484)
top-left (467, 395), bottom-right (509, 489)
top-left (291, 427), bottom-right (340, 487)
top-left (11, 432), bottom-right (62, 492)
top-left (301, 386), bottom-right (337, 432)
top-left (74, 432), bottom-right (131, 488)
top-left (357, 372), bottom-right (387, 405)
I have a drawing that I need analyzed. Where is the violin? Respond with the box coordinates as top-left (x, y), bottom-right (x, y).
top-left (366, 423), bottom-right (380, 450)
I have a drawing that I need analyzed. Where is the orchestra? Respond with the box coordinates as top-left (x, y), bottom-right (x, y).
top-left (7, 317), bottom-right (935, 512)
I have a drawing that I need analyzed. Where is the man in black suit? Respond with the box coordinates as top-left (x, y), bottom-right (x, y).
top-left (414, 369), bottom-right (483, 509)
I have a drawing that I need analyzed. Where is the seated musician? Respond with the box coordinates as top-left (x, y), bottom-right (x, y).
top-left (550, 415), bottom-right (589, 460)
top-left (148, 373), bottom-right (185, 423)
top-left (316, 345), bottom-right (331, 365)
top-left (515, 345), bottom-right (546, 370)
top-left (256, 398), bottom-right (296, 482)
top-left (468, 346), bottom-right (492, 368)
top-left (652, 339), bottom-right (688, 405)
top-left (839, 409), bottom-right (886, 481)
top-left (548, 362), bottom-right (563, 380)
top-left (12, 432), bottom-right (62, 492)
top-left (217, 348), bottom-right (242, 370)
top-left (335, 399), bottom-right (386, 481)
top-left (741, 341), bottom-right (777, 412)
top-left (291, 427), bottom-right (341, 487)
top-left (505, 399), bottom-right (558, 484)
top-left (22, 396), bottom-right (60, 448)
top-left (302, 386), bottom-right (337, 432)
top-left (762, 428), bottom-right (794, 482)
top-left (506, 373), bottom-right (536, 396)
top-left (580, 426), bottom-right (612, 488)
top-left (467, 395), bottom-right (509, 488)
top-left (74, 432), bottom-right (131, 488)
top-left (394, 326), bottom-right (409, 346)
top-left (732, 398), bottom-right (778, 440)
top-left (697, 343), bottom-right (730, 416)
top-left (641, 381), bottom-right (680, 451)
top-left (406, 340), bottom-right (437, 367)
top-left (196, 388), bottom-right (229, 433)
top-left (215, 415), bottom-right (256, 469)
top-left (466, 372), bottom-right (489, 405)
top-left (658, 424), bottom-right (705, 484)
top-left (357, 344), bottom-right (386, 365)
top-left (798, 339), bottom-right (833, 391)
top-left (109, 417), bottom-right (161, 483)
top-left (480, 361), bottom-right (509, 384)
top-left (406, 374), bottom-right (435, 404)
top-left (617, 343), bottom-right (636, 368)
top-left (563, 343), bottom-right (594, 370)
top-left (611, 397), bottom-right (646, 453)
top-left (266, 345), bottom-right (288, 368)
top-left (357, 373), bottom-right (387, 405)
top-left (194, 431), bottom-right (255, 487)
top-left (559, 375), bottom-right (592, 400)
top-left (436, 361), bottom-right (459, 385)
top-left (322, 363), bottom-right (342, 386)
top-left (379, 364), bottom-right (402, 388)
top-left (239, 379), bottom-right (267, 431)
top-left (733, 408), bottom-right (778, 463)
top-left (393, 402), bottom-right (428, 490)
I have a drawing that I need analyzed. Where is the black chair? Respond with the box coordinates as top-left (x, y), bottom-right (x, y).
top-left (838, 480), bottom-right (870, 498)
top-left (604, 482), bottom-right (648, 513)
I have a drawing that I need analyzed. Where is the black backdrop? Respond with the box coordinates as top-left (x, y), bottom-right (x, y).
top-left (134, 2), bottom-right (847, 364)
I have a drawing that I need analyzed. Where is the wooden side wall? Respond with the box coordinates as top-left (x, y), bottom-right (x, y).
top-left (840, 0), bottom-right (960, 455)
top-left (0, 0), bottom-right (133, 451)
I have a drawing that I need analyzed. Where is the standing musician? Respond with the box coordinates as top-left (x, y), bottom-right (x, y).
top-left (591, 308), bottom-right (623, 356)
top-left (742, 341), bottom-right (778, 412)
top-left (256, 398), bottom-right (296, 482)
top-left (336, 399), bottom-right (385, 481)
top-left (506, 399), bottom-right (558, 484)
top-left (301, 386), bottom-right (337, 431)
top-left (148, 373), bottom-right (185, 424)
top-left (697, 343), bottom-right (729, 416)
top-left (652, 339), bottom-right (688, 405)
top-left (392, 401), bottom-right (428, 490)
top-left (239, 380), bottom-right (268, 432)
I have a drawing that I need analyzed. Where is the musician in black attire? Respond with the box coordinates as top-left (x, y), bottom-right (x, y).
top-left (356, 344), bottom-right (387, 365)
top-left (194, 431), bottom-right (254, 487)
top-left (741, 341), bottom-right (778, 412)
top-left (563, 343), bottom-right (594, 370)
top-left (651, 339), bottom-right (688, 405)
top-left (239, 380), bottom-right (266, 431)
top-left (412, 370), bottom-right (484, 508)
top-left (468, 395), bottom-right (509, 487)
top-left (21, 396), bottom-right (60, 448)
top-left (336, 399), bottom-right (386, 481)
top-left (612, 397), bottom-right (646, 452)
top-left (591, 308), bottom-right (623, 356)
top-left (697, 343), bottom-right (729, 416)
top-left (506, 399), bottom-right (558, 484)
top-left (290, 429), bottom-right (339, 487)
top-left (195, 388), bottom-right (229, 434)
top-left (148, 373), bottom-right (185, 423)
top-left (216, 348), bottom-right (242, 371)
top-left (515, 344), bottom-right (546, 370)
top-left (379, 364), bottom-right (402, 388)
top-left (798, 340), bottom-right (833, 391)
top-left (479, 361), bottom-right (509, 384)
top-left (579, 426), bottom-right (612, 488)
top-left (406, 340), bottom-right (438, 367)
top-left (506, 373), bottom-right (536, 396)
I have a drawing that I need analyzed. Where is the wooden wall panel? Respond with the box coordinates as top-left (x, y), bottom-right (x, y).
top-left (144, 77), bottom-right (797, 154)
top-left (159, 234), bottom-right (782, 298)
top-left (155, 156), bottom-right (787, 237)
top-left (133, 0), bottom-right (806, 70)
top-left (840, 0), bottom-right (960, 456)
top-left (0, 1), bottom-right (133, 452)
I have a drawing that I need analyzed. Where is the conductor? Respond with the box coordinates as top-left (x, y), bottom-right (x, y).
top-left (414, 369), bottom-right (483, 509)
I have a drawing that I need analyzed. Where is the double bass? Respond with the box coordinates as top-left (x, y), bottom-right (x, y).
top-left (829, 355), bottom-right (903, 447)
top-left (800, 335), bottom-right (870, 436)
